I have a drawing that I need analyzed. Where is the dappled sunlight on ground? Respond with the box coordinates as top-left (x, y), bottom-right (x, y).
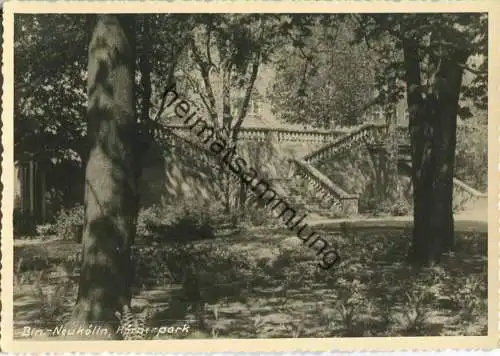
top-left (14, 222), bottom-right (487, 339)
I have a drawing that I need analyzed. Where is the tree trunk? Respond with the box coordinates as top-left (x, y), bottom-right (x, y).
top-left (384, 103), bottom-right (399, 202)
top-left (403, 36), bottom-right (467, 265)
top-left (67, 15), bottom-right (137, 339)
top-left (429, 48), bottom-right (468, 252)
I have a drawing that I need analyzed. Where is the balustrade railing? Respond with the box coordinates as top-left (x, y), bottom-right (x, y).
top-left (303, 124), bottom-right (412, 164)
top-left (397, 160), bottom-right (487, 212)
top-left (153, 121), bottom-right (479, 217)
top-left (293, 159), bottom-right (359, 215)
top-left (303, 124), bottom-right (378, 164)
top-left (452, 178), bottom-right (488, 212)
top-left (162, 124), bottom-right (345, 144)
top-left (152, 126), bottom-right (223, 171)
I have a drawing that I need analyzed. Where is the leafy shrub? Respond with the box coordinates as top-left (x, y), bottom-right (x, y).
top-left (132, 242), bottom-right (251, 298)
top-left (334, 278), bottom-right (368, 335)
top-left (133, 244), bottom-right (174, 288)
top-left (36, 223), bottom-right (56, 236)
top-left (193, 245), bottom-right (252, 303)
top-left (396, 289), bottom-right (434, 333)
top-left (393, 266), bottom-right (443, 334)
top-left (53, 204), bottom-right (84, 240)
top-left (455, 121), bottom-right (487, 192)
top-left (137, 199), bottom-right (225, 243)
top-left (360, 185), bottom-right (412, 217)
top-left (377, 295), bottom-right (396, 330)
top-left (450, 276), bottom-right (484, 322)
top-left (241, 194), bottom-right (277, 228)
top-left (388, 200), bottom-right (411, 216)
top-left (136, 205), bottom-right (163, 241)
top-left (34, 279), bottom-right (73, 325)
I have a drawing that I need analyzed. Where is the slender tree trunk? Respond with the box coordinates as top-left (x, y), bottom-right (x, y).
top-left (67, 15), bottom-right (137, 339)
top-left (384, 103), bottom-right (399, 202)
top-left (403, 35), bottom-right (468, 265)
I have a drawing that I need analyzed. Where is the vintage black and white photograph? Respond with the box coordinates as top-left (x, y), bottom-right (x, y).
top-left (2, 0), bottom-right (497, 352)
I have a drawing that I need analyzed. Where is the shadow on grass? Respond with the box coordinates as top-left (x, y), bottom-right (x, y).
top-left (14, 226), bottom-right (488, 338)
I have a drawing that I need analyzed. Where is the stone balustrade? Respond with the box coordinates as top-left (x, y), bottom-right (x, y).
top-left (303, 124), bottom-right (411, 164)
top-left (152, 121), bottom-right (482, 218)
top-left (163, 124), bottom-right (348, 144)
top-left (397, 160), bottom-right (487, 213)
top-left (452, 178), bottom-right (488, 212)
top-left (303, 124), bottom-right (377, 164)
top-left (293, 159), bottom-right (359, 215)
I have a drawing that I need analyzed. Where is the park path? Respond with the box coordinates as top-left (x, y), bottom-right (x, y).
top-left (308, 212), bottom-right (487, 233)
top-left (14, 205), bottom-right (488, 249)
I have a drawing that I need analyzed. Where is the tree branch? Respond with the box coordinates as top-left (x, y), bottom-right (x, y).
top-left (232, 51), bottom-right (261, 140)
top-left (221, 59), bottom-right (234, 130)
top-left (190, 37), bottom-right (219, 126)
top-left (205, 23), bottom-right (216, 72)
top-left (181, 69), bottom-right (213, 119)
top-left (152, 46), bottom-right (183, 122)
top-left (459, 63), bottom-right (484, 76)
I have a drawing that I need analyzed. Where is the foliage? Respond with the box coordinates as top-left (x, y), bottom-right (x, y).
top-left (367, 197), bottom-right (411, 217)
top-left (132, 242), bottom-right (251, 297)
top-left (334, 278), bottom-right (368, 334)
top-left (136, 199), bottom-right (225, 244)
top-left (397, 289), bottom-right (434, 333)
top-left (15, 227), bottom-right (487, 337)
top-left (35, 223), bottom-right (56, 236)
top-left (241, 194), bottom-right (281, 228)
top-left (14, 15), bottom-right (89, 165)
top-left (133, 244), bottom-right (174, 289)
top-left (450, 275), bottom-right (485, 322)
top-left (269, 17), bottom-right (379, 128)
top-left (455, 120), bottom-right (488, 191)
top-left (53, 204), bottom-right (84, 240)
top-left (351, 13), bottom-right (487, 111)
top-left (33, 278), bottom-right (74, 326)
top-left (176, 14), bottom-right (319, 141)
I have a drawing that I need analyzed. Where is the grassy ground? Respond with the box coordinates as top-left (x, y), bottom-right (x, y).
top-left (14, 224), bottom-right (487, 339)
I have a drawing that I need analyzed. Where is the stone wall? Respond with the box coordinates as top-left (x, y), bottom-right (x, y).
top-left (139, 132), bottom-right (297, 208)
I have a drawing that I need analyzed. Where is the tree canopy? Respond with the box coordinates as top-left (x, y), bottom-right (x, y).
top-left (269, 17), bottom-right (380, 128)
top-left (352, 13), bottom-right (487, 115)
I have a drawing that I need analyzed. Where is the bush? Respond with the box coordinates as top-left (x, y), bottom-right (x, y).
top-left (53, 204), bottom-right (84, 240)
top-left (136, 205), bottom-right (162, 240)
top-left (360, 191), bottom-right (412, 217)
top-left (36, 223), bottom-right (56, 236)
top-left (450, 275), bottom-right (485, 322)
top-left (388, 199), bottom-right (411, 216)
top-left (334, 278), bottom-right (369, 335)
top-left (137, 199), bottom-right (225, 244)
top-left (132, 242), bottom-right (251, 297)
top-left (455, 121), bottom-right (487, 192)
top-left (133, 244), bottom-right (174, 288)
top-left (242, 195), bottom-right (277, 227)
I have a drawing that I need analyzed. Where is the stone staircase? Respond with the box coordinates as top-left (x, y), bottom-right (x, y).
top-left (153, 120), bottom-right (486, 220)
top-left (269, 177), bottom-right (346, 219)
top-left (284, 123), bottom-right (486, 218)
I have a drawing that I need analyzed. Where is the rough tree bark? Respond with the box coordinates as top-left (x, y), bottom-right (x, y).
top-left (403, 35), bottom-right (468, 265)
top-left (66, 15), bottom-right (137, 339)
